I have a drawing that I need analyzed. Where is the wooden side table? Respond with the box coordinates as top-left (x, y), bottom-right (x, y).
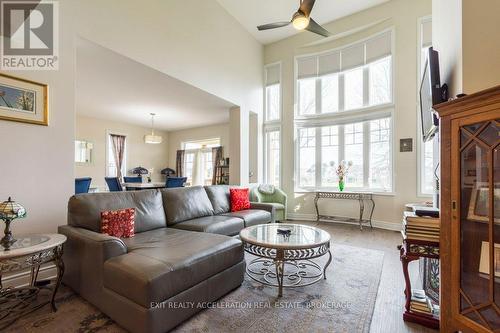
top-left (0, 233), bottom-right (66, 329)
top-left (399, 235), bottom-right (440, 329)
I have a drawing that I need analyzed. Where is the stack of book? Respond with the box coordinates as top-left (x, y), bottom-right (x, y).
top-left (410, 289), bottom-right (439, 318)
top-left (402, 212), bottom-right (439, 242)
top-left (410, 289), bottom-right (433, 315)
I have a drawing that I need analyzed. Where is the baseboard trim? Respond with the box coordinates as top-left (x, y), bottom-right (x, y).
top-left (2, 263), bottom-right (57, 288)
top-left (287, 213), bottom-right (401, 231)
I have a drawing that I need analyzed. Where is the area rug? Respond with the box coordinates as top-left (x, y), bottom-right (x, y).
top-left (5, 244), bottom-right (384, 333)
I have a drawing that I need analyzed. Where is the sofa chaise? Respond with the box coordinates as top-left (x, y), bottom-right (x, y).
top-left (58, 185), bottom-right (274, 333)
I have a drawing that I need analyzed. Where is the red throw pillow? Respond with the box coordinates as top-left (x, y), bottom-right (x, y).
top-left (230, 188), bottom-right (251, 212)
top-left (101, 208), bottom-right (135, 238)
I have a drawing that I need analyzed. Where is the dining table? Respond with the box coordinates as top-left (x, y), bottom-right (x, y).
top-left (122, 182), bottom-right (166, 191)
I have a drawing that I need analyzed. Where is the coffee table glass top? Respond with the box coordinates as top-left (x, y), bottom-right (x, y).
top-left (239, 224), bottom-right (330, 249)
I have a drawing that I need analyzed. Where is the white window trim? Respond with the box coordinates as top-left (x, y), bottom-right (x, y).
top-left (293, 28), bottom-right (396, 193)
top-left (263, 61), bottom-right (283, 187)
top-left (105, 130), bottom-right (127, 178)
top-left (181, 137), bottom-right (221, 150)
top-left (416, 15), bottom-right (433, 197)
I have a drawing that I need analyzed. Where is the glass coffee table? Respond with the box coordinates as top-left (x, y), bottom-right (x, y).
top-left (239, 224), bottom-right (332, 297)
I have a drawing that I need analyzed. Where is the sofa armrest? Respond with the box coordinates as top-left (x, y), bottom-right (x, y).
top-left (58, 225), bottom-right (127, 295)
top-left (273, 188), bottom-right (288, 205)
top-left (250, 202), bottom-right (276, 223)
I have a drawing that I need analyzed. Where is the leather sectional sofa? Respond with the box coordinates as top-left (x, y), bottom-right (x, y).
top-left (59, 185), bottom-right (274, 333)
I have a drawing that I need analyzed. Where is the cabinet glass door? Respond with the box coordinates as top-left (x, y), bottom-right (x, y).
top-left (459, 119), bottom-right (500, 330)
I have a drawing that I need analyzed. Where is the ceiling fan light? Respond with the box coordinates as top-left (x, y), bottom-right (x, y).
top-left (292, 13), bottom-right (309, 30)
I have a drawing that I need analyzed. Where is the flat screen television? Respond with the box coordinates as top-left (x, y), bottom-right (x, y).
top-left (420, 47), bottom-right (446, 142)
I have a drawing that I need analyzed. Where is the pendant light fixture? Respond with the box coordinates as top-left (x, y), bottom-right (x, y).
top-left (144, 113), bottom-right (162, 144)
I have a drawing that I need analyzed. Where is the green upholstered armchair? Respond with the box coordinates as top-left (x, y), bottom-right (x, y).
top-left (249, 186), bottom-right (287, 222)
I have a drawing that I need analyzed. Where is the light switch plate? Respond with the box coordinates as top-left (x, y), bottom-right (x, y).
top-left (400, 138), bottom-right (413, 152)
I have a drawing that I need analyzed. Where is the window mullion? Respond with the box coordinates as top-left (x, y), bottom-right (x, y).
top-left (339, 73), bottom-right (345, 111)
top-left (363, 121), bottom-right (370, 188)
top-left (316, 77), bottom-right (322, 115)
top-left (315, 127), bottom-right (322, 187)
top-left (339, 125), bottom-right (345, 163)
top-left (363, 67), bottom-right (369, 107)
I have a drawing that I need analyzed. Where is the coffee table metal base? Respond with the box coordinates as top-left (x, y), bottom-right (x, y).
top-left (244, 243), bottom-right (332, 297)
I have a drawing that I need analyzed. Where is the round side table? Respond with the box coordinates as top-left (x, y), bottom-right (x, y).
top-left (0, 233), bottom-right (66, 329)
top-left (240, 224), bottom-right (332, 297)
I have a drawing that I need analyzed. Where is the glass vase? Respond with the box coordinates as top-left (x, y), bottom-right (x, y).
top-left (338, 178), bottom-right (345, 191)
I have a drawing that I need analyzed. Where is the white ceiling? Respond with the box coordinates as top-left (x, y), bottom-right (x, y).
top-left (76, 38), bottom-right (234, 131)
top-left (217, 0), bottom-right (390, 44)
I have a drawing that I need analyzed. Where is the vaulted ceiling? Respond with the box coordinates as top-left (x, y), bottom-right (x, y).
top-left (217, 0), bottom-right (390, 44)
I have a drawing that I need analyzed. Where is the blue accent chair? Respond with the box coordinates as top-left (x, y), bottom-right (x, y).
top-left (123, 176), bottom-right (142, 183)
top-left (105, 177), bottom-right (123, 192)
top-left (75, 177), bottom-right (92, 194)
top-left (166, 177), bottom-right (187, 188)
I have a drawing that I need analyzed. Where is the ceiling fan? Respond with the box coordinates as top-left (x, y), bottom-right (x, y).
top-left (257, 0), bottom-right (331, 38)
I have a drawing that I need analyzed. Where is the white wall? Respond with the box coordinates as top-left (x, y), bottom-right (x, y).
top-left (167, 123), bottom-right (230, 168)
top-left (264, 0), bottom-right (432, 228)
top-left (75, 115), bottom-right (169, 190)
top-left (0, 1), bottom-right (76, 235)
top-left (432, 0), bottom-right (462, 97)
top-left (433, 0), bottom-right (500, 97)
top-left (0, 0), bottom-right (264, 234)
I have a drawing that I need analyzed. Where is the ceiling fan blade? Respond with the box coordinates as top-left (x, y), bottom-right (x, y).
top-left (257, 22), bottom-right (291, 31)
top-left (305, 18), bottom-right (331, 37)
top-left (299, 0), bottom-right (316, 17)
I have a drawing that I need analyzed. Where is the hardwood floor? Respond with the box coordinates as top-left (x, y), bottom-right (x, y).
top-left (288, 220), bottom-right (438, 333)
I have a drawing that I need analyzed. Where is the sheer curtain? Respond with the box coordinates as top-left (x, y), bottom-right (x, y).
top-left (191, 151), bottom-right (203, 186)
top-left (110, 134), bottom-right (126, 181)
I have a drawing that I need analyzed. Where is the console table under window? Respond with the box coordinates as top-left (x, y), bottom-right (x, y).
top-left (314, 191), bottom-right (375, 230)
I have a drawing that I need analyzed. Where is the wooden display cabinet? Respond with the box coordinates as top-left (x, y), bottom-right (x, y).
top-left (435, 85), bottom-right (500, 332)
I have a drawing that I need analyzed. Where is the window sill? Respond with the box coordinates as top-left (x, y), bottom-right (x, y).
top-left (294, 188), bottom-right (396, 197)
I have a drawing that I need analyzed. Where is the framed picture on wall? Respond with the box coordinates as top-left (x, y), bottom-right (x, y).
top-left (467, 182), bottom-right (500, 223)
top-left (0, 73), bottom-right (48, 126)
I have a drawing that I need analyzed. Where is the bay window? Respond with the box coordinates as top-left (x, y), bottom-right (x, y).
top-left (295, 30), bottom-right (394, 192)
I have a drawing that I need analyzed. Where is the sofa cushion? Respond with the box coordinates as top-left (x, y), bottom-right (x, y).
top-left (68, 190), bottom-right (166, 233)
top-left (161, 186), bottom-right (214, 225)
top-left (171, 215), bottom-right (244, 236)
top-left (222, 209), bottom-right (271, 227)
top-left (229, 188), bottom-right (250, 212)
top-left (103, 228), bottom-right (243, 307)
top-left (204, 185), bottom-right (230, 214)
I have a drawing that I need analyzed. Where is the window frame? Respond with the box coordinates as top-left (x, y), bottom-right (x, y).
top-left (181, 138), bottom-right (221, 186)
top-left (263, 126), bottom-right (281, 187)
top-left (293, 28), bottom-right (396, 194)
top-left (294, 114), bottom-right (394, 193)
top-left (105, 130), bottom-right (127, 178)
top-left (263, 61), bottom-right (283, 187)
top-left (416, 15), bottom-right (434, 197)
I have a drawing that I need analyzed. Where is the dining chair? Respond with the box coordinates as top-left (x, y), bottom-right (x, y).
top-left (105, 177), bottom-right (123, 192)
top-left (166, 177), bottom-right (187, 188)
top-left (75, 177), bottom-right (92, 194)
top-left (123, 176), bottom-right (142, 183)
